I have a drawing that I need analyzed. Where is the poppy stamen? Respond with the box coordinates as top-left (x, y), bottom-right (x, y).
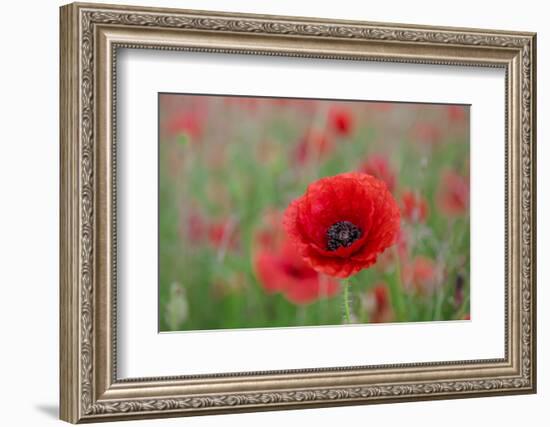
top-left (326, 221), bottom-right (362, 251)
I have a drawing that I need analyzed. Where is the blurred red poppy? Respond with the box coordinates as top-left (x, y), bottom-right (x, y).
top-left (165, 110), bottom-right (205, 141)
top-left (328, 106), bottom-right (354, 136)
top-left (371, 102), bottom-right (393, 112)
top-left (181, 211), bottom-right (239, 250)
top-left (360, 155), bottom-right (396, 192)
top-left (401, 190), bottom-right (429, 222)
top-left (402, 256), bottom-right (439, 294)
top-left (364, 283), bottom-right (393, 323)
top-left (436, 170), bottom-right (469, 216)
top-left (283, 172), bottom-right (400, 278)
top-left (184, 211), bottom-right (206, 243)
top-left (254, 212), bottom-right (339, 304)
top-left (207, 220), bottom-right (239, 250)
top-left (447, 105), bottom-right (467, 123)
top-left (411, 122), bottom-right (442, 146)
top-left (293, 130), bottom-right (332, 164)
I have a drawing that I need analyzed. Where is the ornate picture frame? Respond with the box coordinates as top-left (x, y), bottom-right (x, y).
top-left (60, 2), bottom-right (536, 423)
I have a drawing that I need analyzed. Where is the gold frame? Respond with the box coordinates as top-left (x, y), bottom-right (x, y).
top-left (60, 2), bottom-right (537, 423)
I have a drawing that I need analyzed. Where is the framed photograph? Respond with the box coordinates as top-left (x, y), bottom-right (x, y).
top-left (60, 2), bottom-right (537, 423)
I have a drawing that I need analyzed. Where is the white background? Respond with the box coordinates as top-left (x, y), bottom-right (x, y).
top-left (0, 0), bottom-right (546, 426)
top-left (118, 50), bottom-right (504, 377)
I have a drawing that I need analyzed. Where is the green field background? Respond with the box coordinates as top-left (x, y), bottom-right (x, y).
top-left (158, 95), bottom-right (470, 331)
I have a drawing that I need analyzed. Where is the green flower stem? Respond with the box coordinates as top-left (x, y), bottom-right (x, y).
top-left (342, 278), bottom-right (352, 324)
top-left (433, 289), bottom-right (445, 321)
top-left (455, 294), bottom-right (470, 320)
top-left (389, 247), bottom-right (407, 322)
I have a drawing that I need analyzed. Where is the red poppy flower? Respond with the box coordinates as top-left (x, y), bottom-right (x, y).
top-left (253, 212), bottom-right (339, 304)
top-left (402, 256), bottom-right (439, 294)
top-left (371, 102), bottom-right (393, 113)
top-left (328, 106), bottom-right (354, 136)
top-left (179, 210), bottom-right (239, 251)
top-left (360, 155), bottom-right (396, 192)
top-left (363, 283), bottom-right (393, 323)
top-left (436, 170), bottom-right (469, 216)
top-left (401, 190), bottom-right (429, 222)
top-left (373, 285), bottom-right (389, 311)
top-left (293, 130), bottom-right (333, 164)
top-left (283, 172), bottom-right (401, 278)
top-left (207, 220), bottom-right (239, 250)
top-left (255, 240), bottom-right (339, 304)
top-left (165, 110), bottom-right (205, 141)
top-left (182, 211), bottom-right (206, 243)
top-left (447, 105), bottom-right (467, 123)
top-left (411, 122), bottom-right (442, 146)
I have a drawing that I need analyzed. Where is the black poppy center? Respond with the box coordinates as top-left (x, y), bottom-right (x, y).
top-left (326, 221), bottom-right (362, 251)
